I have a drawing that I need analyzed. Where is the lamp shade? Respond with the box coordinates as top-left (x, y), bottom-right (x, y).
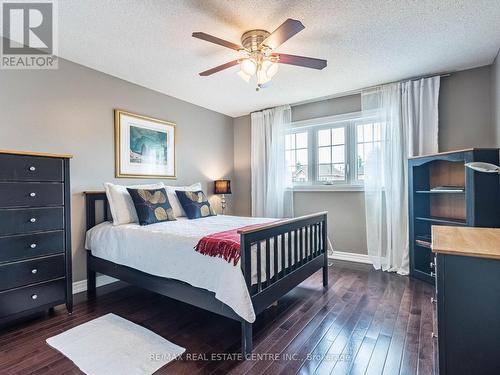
top-left (214, 179), bottom-right (231, 194)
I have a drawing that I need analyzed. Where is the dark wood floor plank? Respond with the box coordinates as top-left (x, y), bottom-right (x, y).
top-left (0, 261), bottom-right (436, 375)
top-left (417, 284), bottom-right (435, 375)
top-left (349, 275), bottom-right (407, 375)
top-left (399, 282), bottom-right (424, 375)
top-left (235, 269), bottom-right (366, 375)
top-left (380, 279), bottom-right (415, 375)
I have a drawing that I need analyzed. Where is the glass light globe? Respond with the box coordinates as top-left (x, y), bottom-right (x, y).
top-left (237, 70), bottom-right (251, 83)
top-left (240, 58), bottom-right (256, 76)
top-left (257, 69), bottom-right (271, 85)
top-left (262, 59), bottom-right (279, 78)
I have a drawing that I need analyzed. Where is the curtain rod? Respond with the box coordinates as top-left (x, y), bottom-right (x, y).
top-left (251, 72), bottom-right (451, 114)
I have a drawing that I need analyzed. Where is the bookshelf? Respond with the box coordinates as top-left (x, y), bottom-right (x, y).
top-left (408, 148), bottom-right (500, 284)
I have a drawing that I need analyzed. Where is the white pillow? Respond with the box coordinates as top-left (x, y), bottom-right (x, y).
top-left (104, 182), bottom-right (164, 225)
top-left (164, 183), bottom-right (202, 217)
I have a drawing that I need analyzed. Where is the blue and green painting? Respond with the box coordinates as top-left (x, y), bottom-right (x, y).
top-left (129, 125), bottom-right (168, 165)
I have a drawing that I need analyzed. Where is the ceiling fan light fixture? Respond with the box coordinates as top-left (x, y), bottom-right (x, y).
top-left (240, 58), bottom-right (257, 76)
top-left (237, 69), bottom-right (251, 83)
top-left (257, 68), bottom-right (271, 85)
top-left (263, 59), bottom-right (279, 79)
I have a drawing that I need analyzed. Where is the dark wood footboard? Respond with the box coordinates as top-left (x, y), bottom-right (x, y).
top-left (84, 192), bottom-right (329, 356)
top-left (238, 212), bottom-right (328, 353)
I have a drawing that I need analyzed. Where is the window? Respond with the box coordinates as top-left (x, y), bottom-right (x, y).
top-left (287, 111), bottom-right (381, 188)
top-left (285, 132), bottom-right (308, 182)
top-left (356, 122), bottom-right (382, 180)
top-left (317, 127), bottom-right (346, 182)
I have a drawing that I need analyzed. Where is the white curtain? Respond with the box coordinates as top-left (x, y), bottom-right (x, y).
top-left (363, 77), bottom-right (439, 274)
top-left (251, 105), bottom-right (293, 218)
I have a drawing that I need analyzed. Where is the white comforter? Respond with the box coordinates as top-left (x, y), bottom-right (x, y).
top-left (85, 215), bottom-right (278, 323)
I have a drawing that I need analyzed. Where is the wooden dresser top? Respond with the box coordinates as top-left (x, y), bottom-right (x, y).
top-left (432, 226), bottom-right (500, 260)
top-left (0, 149), bottom-right (73, 158)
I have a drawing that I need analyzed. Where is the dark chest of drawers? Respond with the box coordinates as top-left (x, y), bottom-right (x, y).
top-left (0, 151), bottom-right (72, 323)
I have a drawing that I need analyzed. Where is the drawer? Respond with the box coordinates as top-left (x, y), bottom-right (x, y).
top-left (0, 182), bottom-right (63, 208)
top-left (0, 231), bottom-right (64, 263)
top-left (0, 278), bottom-right (65, 318)
top-left (0, 154), bottom-right (63, 182)
top-left (0, 207), bottom-right (64, 236)
top-left (0, 254), bottom-right (65, 291)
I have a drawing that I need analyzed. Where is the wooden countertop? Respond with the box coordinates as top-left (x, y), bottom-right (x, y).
top-left (0, 149), bottom-right (73, 158)
top-left (432, 226), bottom-right (500, 260)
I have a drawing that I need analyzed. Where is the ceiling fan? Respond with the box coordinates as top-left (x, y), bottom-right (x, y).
top-left (192, 18), bottom-right (327, 90)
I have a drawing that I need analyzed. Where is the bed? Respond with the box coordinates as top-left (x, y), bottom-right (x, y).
top-left (84, 192), bottom-right (328, 355)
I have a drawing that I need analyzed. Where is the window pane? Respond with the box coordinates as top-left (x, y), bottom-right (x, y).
top-left (285, 150), bottom-right (293, 166)
top-left (296, 132), bottom-right (308, 148)
top-left (318, 147), bottom-right (331, 164)
top-left (332, 163), bottom-right (345, 180)
top-left (294, 165), bottom-right (308, 182)
top-left (296, 149), bottom-right (308, 166)
top-left (364, 124), bottom-right (373, 142)
top-left (317, 129), bottom-right (331, 147)
top-left (332, 127), bottom-right (345, 145)
top-left (332, 145), bottom-right (344, 163)
top-left (318, 164), bottom-right (332, 180)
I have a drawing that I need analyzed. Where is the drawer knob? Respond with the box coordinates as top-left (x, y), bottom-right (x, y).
top-left (31, 294), bottom-right (38, 300)
top-left (31, 268), bottom-right (38, 274)
top-left (29, 166), bottom-right (36, 172)
top-left (30, 243), bottom-right (37, 249)
top-left (30, 217), bottom-right (37, 223)
top-left (431, 297), bottom-right (437, 304)
top-left (29, 192), bottom-right (36, 197)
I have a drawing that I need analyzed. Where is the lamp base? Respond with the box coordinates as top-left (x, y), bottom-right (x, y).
top-left (221, 194), bottom-right (226, 215)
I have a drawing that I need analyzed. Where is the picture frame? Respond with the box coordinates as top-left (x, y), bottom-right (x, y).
top-left (114, 109), bottom-right (176, 179)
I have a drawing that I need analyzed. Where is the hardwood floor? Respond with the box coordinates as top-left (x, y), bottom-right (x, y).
top-left (0, 261), bottom-right (436, 375)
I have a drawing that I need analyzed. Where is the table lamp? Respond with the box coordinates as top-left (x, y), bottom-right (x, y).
top-left (214, 179), bottom-right (231, 214)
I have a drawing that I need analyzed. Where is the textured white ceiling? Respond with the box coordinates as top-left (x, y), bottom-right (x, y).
top-left (58, 0), bottom-right (500, 117)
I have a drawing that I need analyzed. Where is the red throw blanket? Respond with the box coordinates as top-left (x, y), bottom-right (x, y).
top-left (194, 222), bottom-right (278, 266)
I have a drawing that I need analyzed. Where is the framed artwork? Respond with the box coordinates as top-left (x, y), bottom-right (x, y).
top-left (114, 109), bottom-right (176, 179)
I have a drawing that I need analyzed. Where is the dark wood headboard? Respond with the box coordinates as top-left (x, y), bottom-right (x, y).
top-left (84, 191), bottom-right (109, 230)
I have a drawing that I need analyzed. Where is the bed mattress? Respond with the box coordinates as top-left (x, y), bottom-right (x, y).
top-left (85, 215), bottom-right (290, 323)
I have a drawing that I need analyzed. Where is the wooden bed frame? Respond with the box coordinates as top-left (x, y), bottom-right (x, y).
top-left (84, 192), bottom-right (329, 355)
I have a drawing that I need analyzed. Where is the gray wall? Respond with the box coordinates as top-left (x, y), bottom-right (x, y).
top-left (0, 59), bottom-right (234, 282)
top-left (439, 66), bottom-right (495, 151)
top-left (232, 65), bottom-right (497, 256)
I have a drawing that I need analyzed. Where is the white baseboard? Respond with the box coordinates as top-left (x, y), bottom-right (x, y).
top-left (72, 275), bottom-right (119, 294)
top-left (329, 250), bottom-right (372, 264)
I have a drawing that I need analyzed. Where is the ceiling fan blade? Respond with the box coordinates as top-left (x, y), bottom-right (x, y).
top-left (192, 32), bottom-right (242, 51)
top-left (273, 53), bottom-right (327, 70)
top-left (199, 60), bottom-right (239, 76)
top-left (260, 19), bottom-right (305, 49)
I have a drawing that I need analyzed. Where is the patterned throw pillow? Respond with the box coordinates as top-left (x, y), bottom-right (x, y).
top-left (175, 190), bottom-right (216, 219)
top-left (127, 188), bottom-right (176, 225)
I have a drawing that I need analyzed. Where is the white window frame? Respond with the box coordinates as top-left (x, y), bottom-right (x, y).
top-left (288, 111), bottom-right (379, 191)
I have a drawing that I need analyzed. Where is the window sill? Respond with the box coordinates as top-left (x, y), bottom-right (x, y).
top-left (291, 184), bottom-right (365, 192)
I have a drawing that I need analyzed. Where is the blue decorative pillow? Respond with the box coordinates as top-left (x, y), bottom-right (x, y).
top-left (175, 190), bottom-right (216, 219)
top-left (127, 187), bottom-right (176, 225)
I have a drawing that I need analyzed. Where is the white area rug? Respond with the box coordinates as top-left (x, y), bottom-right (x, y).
top-left (46, 313), bottom-right (185, 375)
